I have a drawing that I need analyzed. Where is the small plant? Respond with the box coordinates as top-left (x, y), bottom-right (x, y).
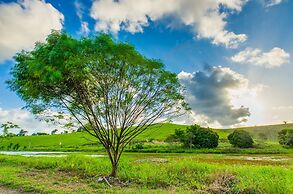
top-left (13, 143), bottom-right (20, 150)
top-left (228, 130), bottom-right (253, 148)
top-left (278, 129), bottom-right (293, 146)
top-left (7, 143), bottom-right (13, 150)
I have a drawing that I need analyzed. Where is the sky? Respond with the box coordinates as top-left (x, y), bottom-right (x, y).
top-left (0, 0), bottom-right (293, 133)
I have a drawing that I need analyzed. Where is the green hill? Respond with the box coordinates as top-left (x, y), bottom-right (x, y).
top-left (1, 123), bottom-right (292, 151)
top-left (0, 123), bottom-right (186, 151)
top-left (222, 123), bottom-right (293, 141)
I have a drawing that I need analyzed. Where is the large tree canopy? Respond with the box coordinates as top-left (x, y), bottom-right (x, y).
top-left (8, 31), bottom-right (187, 176)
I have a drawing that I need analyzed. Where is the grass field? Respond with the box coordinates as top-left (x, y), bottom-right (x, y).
top-left (0, 153), bottom-right (292, 193)
top-left (0, 123), bottom-right (293, 193)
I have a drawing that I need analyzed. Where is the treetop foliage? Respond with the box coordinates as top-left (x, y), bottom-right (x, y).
top-left (8, 30), bottom-right (188, 176)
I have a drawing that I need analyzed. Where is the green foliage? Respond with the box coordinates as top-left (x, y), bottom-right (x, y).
top-left (165, 128), bottom-right (186, 142)
top-left (0, 122), bottom-right (20, 137)
top-left (32, 132), bottom-right (49, 136)
top-left (12, 143), bottom-right (20, 150)
top-left (17, 129), bottom-right (28, 136)
top-left (228, 130), bottom-right (254, 148)
top-left (278, 129), bottom-right (293, 146)
top-left (166, 125), bottom-right (220, 149)
top-left (133, 142), bottom-right (144, 150)
top-left (50, 129), bottom-right (58, 135)
top-left (182, 125), bottom-right (219, 149)
top-left (8, 31), bottom-right (187, 176)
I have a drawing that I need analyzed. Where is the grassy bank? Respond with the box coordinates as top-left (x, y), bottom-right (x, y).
top-left (0, 153), bottom-right (292, 193)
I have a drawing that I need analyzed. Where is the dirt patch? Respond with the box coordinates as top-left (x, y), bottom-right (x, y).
top-left (0, 186), bottom-right (21, 194)
top-left (19, 169), bottom-right (96, 193)
top-left (206, 172), bottom-right (237, 194)
top-left (194, 156), bottom-right (290, 166)
top-left (233, 156), bottom-right (289, 161)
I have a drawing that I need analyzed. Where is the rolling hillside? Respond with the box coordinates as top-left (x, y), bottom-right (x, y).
top-left (223, 123), bottom-right (293, 141)
top-left (1, 123), bottom-right (292, 151)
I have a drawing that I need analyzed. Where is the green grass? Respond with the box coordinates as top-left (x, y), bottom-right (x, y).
top-left (0, 153), bottom-right (292, 193)
top-left (0, 123), bottom-right (186, 151)
top-left (1, 123), bottom-right (292, 153)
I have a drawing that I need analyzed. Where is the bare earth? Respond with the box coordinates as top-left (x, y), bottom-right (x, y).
top-left (0, 186), bottom-right (21, 194)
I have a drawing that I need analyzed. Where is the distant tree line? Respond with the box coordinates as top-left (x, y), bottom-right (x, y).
top-left (166, 124), bottom-right (255, 149)
top-left (166, 124), bottom-right (293, 149)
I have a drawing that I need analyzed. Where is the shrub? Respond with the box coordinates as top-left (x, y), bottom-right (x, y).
top-left (183, 125), bottom-right (219, 149)
top-left (278, 129), bottom-right (293, 146)
top-left (228, 130), bottom-right (253, 148)
top-left (165, 128), bottom-right (185, 143)
top-left (7, 143), bottom-right (13, 150)
top-left (133, 142), bottom-right (144, 150)
top-left (12, 143), bottom-right (20, 150)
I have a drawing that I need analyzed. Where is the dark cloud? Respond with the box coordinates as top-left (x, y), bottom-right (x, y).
top-left (179, 66), bottom-right (250, 126)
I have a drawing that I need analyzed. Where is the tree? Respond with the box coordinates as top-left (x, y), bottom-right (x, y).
top-left (183, 125), bottom-right (219, 148)
top-left (1, 122), bottom-right (20, 137)
top-left (228, 130), bottom-right (253, 148)
top-left (51, 129), bottom-right (58, 135)
top-left (278, 129), bottom-right (293, 146)
top-left (17, 129), bottom-right (28, 136)
top-left (8, 31), bottom-right (187, 177)
top-left (1, 122), bottom-right (20, 146)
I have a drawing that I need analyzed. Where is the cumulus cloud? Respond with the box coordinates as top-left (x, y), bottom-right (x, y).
top-left (0, 0), bottom-right (64, 63)
top-left (178, 66), bottom-right (251, 126)
top-left (74, 0), bottom-right (90, 35)
top-left (0, 108), bottom-right (73, 135)
top-left (90, 0), bottom-right (248, 48)
top-left (231, 47), bottom-right (290, 68)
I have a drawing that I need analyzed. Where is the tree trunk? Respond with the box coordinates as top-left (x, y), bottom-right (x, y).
top-left (109, 161), bottom-right (118, 177)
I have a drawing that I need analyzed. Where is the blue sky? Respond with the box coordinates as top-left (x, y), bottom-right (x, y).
top-left (0, 0), bottom-right (292, 133)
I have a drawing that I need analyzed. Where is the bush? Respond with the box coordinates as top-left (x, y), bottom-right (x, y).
top-left (278, 129), bottom-right (293, 146)
top-left (228, 130), bottom-right (253, 148)
top-left (165, 128), bottom-right (185, 143)
top-left (133, 142), bottom-right (144, 150)
top-left (12, 143), bottom-right (20, 150)
top-left (183, 125), bottom-right (219, 149)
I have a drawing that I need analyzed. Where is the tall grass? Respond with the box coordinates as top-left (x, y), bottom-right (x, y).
top-left (0, 154), bottom-right (292, 193)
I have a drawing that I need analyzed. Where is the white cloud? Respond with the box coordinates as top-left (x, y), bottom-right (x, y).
top-left (266, 0), bottom-right (283, 7)
top-left (231, 47), bottom-right (290, 68)
top-left (74, 0), bottom-right (90, 35)
top-left (0, 108), bottom-right (71, 135)
top-left (90, 0), bottom-right (248, 48)
top-left (178, 66), bottom-right (254, 127)
top-left (0, 0), bottom-right (64, 63)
